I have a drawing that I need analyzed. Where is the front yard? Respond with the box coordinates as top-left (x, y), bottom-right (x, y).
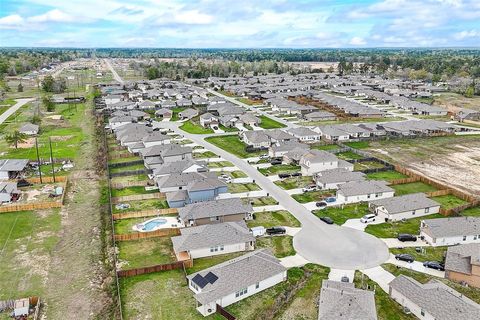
top-left (365, 213), bottom-right (444, 238)
top-left (292, 189), bottom-right (335, 203)
top-left (205, 135), bottom-right (265, 158)
top-left (390, 246), bottom-right (447, 263)
top-left (258, 115), bottom-right (287, 129)
top-left (274, 176), bottom-right (313, 190)
top-left (228, 183), bottom-right (261, 193)
top-left (258, 164), bottom-right (300, 176)
top-left (248, 210), bottom-right (301, 228)
top-left (312, 203), bottom-right (368, 225)
top-left (245, 196), bottom-right (279, 207)
top-left (179, 120), bottom-right (214, 134)
top-left (256, 236), bottom-right (295, 258)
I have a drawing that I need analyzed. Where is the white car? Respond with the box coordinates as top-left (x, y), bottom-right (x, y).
top-left (360, 214), bottom-right (376, 223)
top-left (259, 154), bottom-right (269, 160)
top-left (302, 185), bottom-right (317, 192)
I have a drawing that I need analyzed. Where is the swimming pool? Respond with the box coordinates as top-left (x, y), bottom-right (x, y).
top-left (141, 218), bottom-right (168, 231)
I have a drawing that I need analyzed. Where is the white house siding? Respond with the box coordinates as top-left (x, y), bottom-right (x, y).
top-left (337, 191), bottom-right (395, 204)
top-left (301, 161), bottom-right (338, 176)
top-left (375, 206), bottom-right (440, 222)
top-left (189, 242), bottom-right (252, 259)
top-left (194, 271), bottom-right (287, 316)
top-left (109, 121), bottom-right (131, 130)
top-left (0, 171), bottom-right (9, 180)
top-left (420, 233), bottom-right (480, 247)
top-left (389, 288), bottom-right (436, 320)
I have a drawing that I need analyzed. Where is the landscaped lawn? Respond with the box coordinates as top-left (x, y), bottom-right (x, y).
top-left (256, 236), bottom-right (295, 258)
top-left (353, 161), bottom-right (386, 171)
top-left (390, 246), bottom-right (447, 263)
top-left (366, 170), bottom-right (408, 181)
top-left (258, 164), bottom-right (300, 176)
top-left (312, 203), bottom-right (368, 225)
top-left (207, 161), bottom-right (234, 168)
top-left (111, 186), bottom-right (158, 198)
top-left (230, 170), bottom-right (248, 178)
top-left (344, 141), bottom-right (370, 149)
top-left (258, 115), bottom-right (287, 129)
top-left (117, 237), bottom-right (176, 269)
top-left (248, 210), bottom-right (301, 228)
top-left (391, 182), bottom-right (438, 196)
top-left (431, 194), bottom-right (469, 209)
top-left (206, 135), bottom-right (265, 158)
top-left (186, 252), bottom-right (245, 275)
top-left (193, 150), bottom-right (218, 159)
top-left (274, 176), bottom-right (313, 190)
top-left (244, 196), bottom-right (278, 207)
top-left (365, 213), bottom-right (444, 238)
top-left (219, 124), bottom-right (239, 132)
top-left (179, 120), bottom-right (214, 134)
top-left (292, 189), bottom-right (335, 203)
top-left (112, 199), bottom-right (169, 213)
top-left (336, 151), bottom-right (364, 160)
top-left (460, 206), bottom-right (480, 217)
top-left (108, 156), bottom-right (142, 165)
top-left (228, 183), bottom-right (261, 193)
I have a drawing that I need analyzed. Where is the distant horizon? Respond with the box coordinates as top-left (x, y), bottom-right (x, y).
top-left (1, 46), bottom-right (480, 50)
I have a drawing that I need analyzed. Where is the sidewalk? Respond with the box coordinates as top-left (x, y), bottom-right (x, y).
top-left (360, 266), bottom-right (395, 292)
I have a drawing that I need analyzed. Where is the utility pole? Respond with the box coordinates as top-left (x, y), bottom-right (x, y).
top-left (49, 137), bottom-right (56, 183)
top-left (35, 137), bottom-right (43, 184)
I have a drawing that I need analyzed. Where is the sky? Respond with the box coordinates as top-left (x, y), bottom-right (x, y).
top-left (0, 0), bottom-right (479, 48)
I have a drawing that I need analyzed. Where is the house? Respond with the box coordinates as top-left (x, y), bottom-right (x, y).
top-left (314, 168), bottom-right (365, 190)
top-left (336, 180), bottom-right (394, 204)
top-left (199, 113), bottom-right (219, 128)
top-left (269, 141), bottom-right (309, 158)
top-left (304, 111), bottom-right (336, 122)
top-left (420, 217), bottom-right (480, 246)
top-left (388, 275), bottom-right (480, 320)
top-left (165, 176), bottom-right (228, 208)
top-left (0, 159), bottom-right (29, 180)
top-left (137, 100), bottom-right (156, 110)
top-left (187, 249), bottom-right (287, 316)
top-left (299, 150), bottom-right (347, 176)
top-left (19, 123), bottom-right (39, 135)
top-left (241, 131), bottom-right (270, 149)
top-left (151, 160), bottom-right (207, 177)
top-left (140, 144), bottom-right (192, 165)
top-left (238, 113), bottom-right (261, 127)
top-left (0, 182), bottom-right (20, 203)
top-left (314, 125), bottom-right (350, 141)
top-left (141, 132), bottom-right (172, 148)
top-left (108, 115), bottom-right (136, 130)
top-left (179, 108), bottom-right (199, 120)
top-left (155, 108), bottom-right (172, 120)
top-left (445, 243), bottom-right (480, 288)
top-left (368, 193), bottom-right (440, 222)
top-left (287, 127), bottom-right (321, 142)
top-left (318, 280), bottom-right (377, 320)
top-left (178, 198), bottom-right (253, 226)
top-left (171, 221), bottom-right (255, 260)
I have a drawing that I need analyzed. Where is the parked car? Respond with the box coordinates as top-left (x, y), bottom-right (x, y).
top-left (395, 254), bottom-right (415, 263)
top-left (325, 197), bottom-right (336, 203)
top-left (278, 173), bottom-right (291, 179)
top-left (115, 203), bottom-right (131, 210)
top-left (17, 179), bottom-right (32, 187)
top-left (397, 234), bottom-right (417, 242)
top-left (270, 159), bottom-right (282, 165)
top-left (341, 276), bottom-right (350, 283)
top-left (302, 185), bottom-right (317, 192)
top-left (266, 226), bottom-right (286, 235)
top-left (423, 261), bottom-right (445, 271)
top-left (250, 226), bottom-right (266, 237)
top-left (259, 154), bottom-right (269, 160)
top-left (320, 216), bottom-right (334, 224)
top-left (316, 201), bottom-right (327, 208)
top-left (290, 172), bottom-right (302, 177)
top-left (360, 214), bottom-right (376, 223)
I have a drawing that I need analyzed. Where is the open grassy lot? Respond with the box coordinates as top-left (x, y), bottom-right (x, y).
top-left (431, 194), bottom-right (469, 209)
top-left (313, 203), bottom-right (368, 225)
top-left (0, 210), bottom-right (61, 300)
top-left (109, 163), bottom-right (146, 174)
top-left (110, 174), bottom-right (149, 185)
top-left (391, 182), bottom-right (438, 196)
top-left (248, 210), bottom-right (301, 228)
top-left (336, 151), bottom-right (364, 160)
top-left (237, 97), bottom-right (258, 105)
top-left (179, 120), bottom-right (214, 134)
top-left (256, 236), bottom-right (295, 258)
top-left (274, 176), bottom-right (313, 189)
top-left (354, 271), bottom-right (416, 320)
top-left (207, 161), bottom-right (234, 168)
top-left (112, 199), bottom-right (169, 213)
top-left (292, 189), bottom-right (335, 203)
top-left (366, 170), bottom-right (408, 181)
top-left (390, 246), bottom-right (447, 263)
top-left (344, 141), bottom-right (370, 149)
top-left (193, 150), bottom-right (218, 159)
top-left (382, 263), bottom-right (480, 304)
top-left (365, 213), bottom-right (444, 238)
top-left (258, 115), bottom-right (287, 129)
top-left (117, 237), bottom-right (176, 270)
top-left (206, 135), bottom-right (264, 158)
top-left (245, 196), bottom-right (278, 207)
top-left (353, 161), bottom-right (386, 171)
top-left (110, 186), bottom-right (158, 197)
top-left (258, 164), bottom-right (300, 176)
top-left (228, 183), bottom-right (261, 193)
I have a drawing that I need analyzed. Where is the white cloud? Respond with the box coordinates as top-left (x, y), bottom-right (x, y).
top-left (454, 29), bottom-right (480, 40)
top-left (28, 9), bottom-right (75, 23)
top-left (0, 14), bottom-right (24, 28)
top-left (349, 36), bottom-right (366, 45)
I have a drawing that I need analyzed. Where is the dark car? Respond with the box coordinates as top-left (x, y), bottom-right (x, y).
top-left (395, 254), bottom-right (415, 263)
top-left (278, 173), bottom-right (291, 179)
top-left (17, 179), bottom-right (33, 187)
top-left (266, 226), bottom-right (286, 235)
top-left (423, 261), bottom-right (445, 271)
top-left (397, 234), bottom-right (417, 242)
top-left (320, 217), bottom-right (334, 224)
top-left (316, 201), bottom-right (328, 208)
top-left (290, 172), bottom-right (302, 177)
top-left (270, 159), bottom-right (282, 165)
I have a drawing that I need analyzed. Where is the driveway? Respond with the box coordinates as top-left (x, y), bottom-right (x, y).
top-left (153, 120), bottom-right (390, 270)
top-left (387, 254), bottom-right (445, 278)
top-left (0, 98), bottom-right (35, 125)
top-left (360, 266), bottom-right (396, 292)
top-left (382, 238), bottom-right (431, 248)
top-left (328, 269), bottom-right (355, 283)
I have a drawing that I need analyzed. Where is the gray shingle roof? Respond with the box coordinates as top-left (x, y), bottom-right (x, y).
top-left (421, 217), bottom-right (480, 238)
top-left (337, 180), bottom-right (393, 197)
top-left (179, 198), bottom-right (252, 221)
top-left (445, 243), bottom-right (480, 275)
top-left (0, 159), bottom-right (29, 171)
top-left (369, 193), bottom-right (440, 215)
top-left (315, 168), bottom-right (365, 185)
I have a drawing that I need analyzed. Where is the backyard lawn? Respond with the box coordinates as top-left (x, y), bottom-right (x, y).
top-left (205, 135), bottom-right (264, 158)
top-left (336, 151), bottom-right (364, 160)
top-left (390, 246), bottom-right (447, 263)
top-left (179, 120), bottom-right (214, 134)
top-left (109, 163), bottom-right (146, 174)
top-left (111, 186), bottom-right (158, 198)
top-left (391, 182), bottom-right (438, 196)
top-left (312, 203), bottom-right (368, 225)
top-left (207, 161), bottom-right (234, 168)
top-left (117, 237), bottom-right (176, 269)
top-left (245, 196), bottom-right (278, 207)
top-left (274, 176), bottom-right (313, 190)
top-left (186, 252), bottom-right (245, 275)
top-left (311, 144), bottom-right (340, 151)
top-left (460, 206), bottom-right (480, 217)
top-left (258, 164), bottom-right (300, 176)
top-left (431, 194), bottom-right (469, 209)
top-left (258, 115), bottom-right (287, 129)
top-left (248, 210), bottom-right (301, 228)
top-left (112, 199), bottom-right (169, 213)
top-left (110, 174), bottom-right (149, 185)
top-left (292, 189), bottom-right (335, 203)
top-left (353, 161), bottom-right (386, 171)
top-left (366, 170), bottom-right (408, 181)
top-left (228, 183), bottom-right (261, 193)
top-left (193, 150), bottom-right (218, 159)
top-left (256, 236), bottom-right (295, 258)
top-left (365, 213), bottom-right (444, 238)
top-left (344, 141), bottom-right (370, 149)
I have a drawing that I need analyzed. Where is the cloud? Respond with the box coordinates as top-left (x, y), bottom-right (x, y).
top-left (0, 14), bottom-right (24, 29)
top-left (349, 37), bottom-right (366, 46)
top-left (28, 9), bottom-right (76, 23)
top-left (454, 29), bottom-right (480, 40)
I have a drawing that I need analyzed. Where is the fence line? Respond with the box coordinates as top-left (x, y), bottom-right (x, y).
top-left (110, 180), bottom-right (150, 189)
top-left (108, 160), bottom-right (144, 169)
top-left (117, 259), bottom-right (193, 278)
top-left (114, 228), bottom-right (180, 241)
top-left (112, 208), bottom-right (178, 220)
top-left (108, 152), bottom-right (137, 160)
top-left (8, 176), bottom-right (68, 184)
top-left (109, 169), bottom-right (149, 178)
top-left (111, 192), bottom-right (165, 204)
top-left (216, 304), bottom-right (236, 320)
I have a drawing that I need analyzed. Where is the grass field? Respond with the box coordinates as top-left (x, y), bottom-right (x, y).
top-left (256, 236), bottom-right (295, 258)
top-left (112, 199), bottom-right (169, 213)
top-left (390, 246), bottom-right (447, 263)
top-left (245, 196), bottom-right (279, 207)
top-left (258, 164), bottom-right (300, 176)
top-left (110, 186), bottom-right (158, 197)
top-left (366, 171), bottom-right (408, 181)
top-left (391, 182), bottom-right (438, 195)
top-left (431, 194), bottom-right (469, 209)
top-left (344, 141), bottom-right (370, 149)
top-left (312, 203), bottom-right (368, 225)
top-left (274, 176), bottom-right (313, 189)
top-left (193, 150), bottom-right (217, 158)
top-left (336, 151), bottom-right (364, 160)
top-left (117, 237), bottom-right (176, 270)
top-left (179, 120), bottom-right (214, 134)
top-left (205, 135), bottom-right (264, 158)
top-left (292, 189), bottom-right (335, 203)
top-left (228, 183), bottom-right (261, 193)
top-left (248, 210), bottom-right (301, 228)
top-left (365, 213), bottom-right (444, 238)
top-left (353, 161), bottom-right (386, 171)
top-left (258, 115), bottom-right (287, 129)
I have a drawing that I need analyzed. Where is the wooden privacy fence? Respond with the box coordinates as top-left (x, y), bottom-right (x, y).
top-left (108, 159), bottom-right (144, 168)
top-left (216, 304), bottom-right (236, 320)
top-left (117, 259), bottom-right (193, 278)
top-left (110, 180), bottom-right (150, 189)
top-left (108, 152), bottom-right (137, 160)
top-left (0, 201), bottom-right (63, 213)
top-left (112, 208), bottom-right (178, 220)
top-left (388, 177), bottom-right (421, 185)
top-left (111, 192), bottom-right (165, 204)
top-left (109, 169), bottom-right (149, 178)
top-left (114, 228), bottom-right (180, 241)
top-left (9, 176), bottom-right (68, 184)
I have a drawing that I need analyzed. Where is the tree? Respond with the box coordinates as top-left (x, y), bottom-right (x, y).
top-left (17, 83), bottom-right (23, 92)
top-left (4, 130), bottom-right (28, 149)
top-left (465, 84), bottom-right (475, 98)
top-left (42, 75), bottom-right (55, 92)
top-left (31, 115), bottom-right (41, 125)
top-left (42, 95), bottom-right (55, 112)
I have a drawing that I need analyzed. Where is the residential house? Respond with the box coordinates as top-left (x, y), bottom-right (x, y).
top-left (287, 127), bottom-right (321, 142)
top-left (137, 100), bottom-right (156, 110)
top-left (368, 193), bottom-right (440, 222)
top-left (241, 131), bottom-right (270, 149)
top-left (314, 125), bottom-right (350, 141)
top-left (151, 160), bottom-right (207, 177)
top-left (445, 243), bottom-right (480, 288)
top-left (420, 217), bottom-right (480, 246)
top-left (299, 150), bottom-right (350, 176)
top-left (200, 113), bottom-right (219, 128)
top-left (0, 182), bottom-right (20, 203)
top-left (187, 249), bottom-right (287, 316)
top-left (314, 168), bottom-right (365, 190)
top-left (304, 111), bottom-right (336, 122)
top-left (388, 275), bottom-right (480, 320)
top-left (19, 123), bottom-right (39, 136)
top-left (155, 108), bottom-right (172, 120)
top-left (269, 141), bottom-right (309, 158)
top-left (318, 280), bottom-right (377, 320)
top-left (155, 171), bottom-right (219, 192)
top-left (0, 159), bottom-right (29, 180)
top-left (171, 221), bottom-right (255, 260)
top-left (178, 198), bottom-right (253, 226)
top-left (165, 177), bottom-right (228, 208)
top-left (336, 180), bottom-right (394, 204)
top-left (179, 108), bottom-right (199, 120)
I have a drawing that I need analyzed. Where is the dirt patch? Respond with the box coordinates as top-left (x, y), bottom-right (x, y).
top-left (50, 135), bottom-right (73, 141)
top-left (13, 137), bottom-right (35, 149)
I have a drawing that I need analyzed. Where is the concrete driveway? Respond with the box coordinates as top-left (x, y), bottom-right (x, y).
top-left (153, 120), bottom-right (390, 270)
